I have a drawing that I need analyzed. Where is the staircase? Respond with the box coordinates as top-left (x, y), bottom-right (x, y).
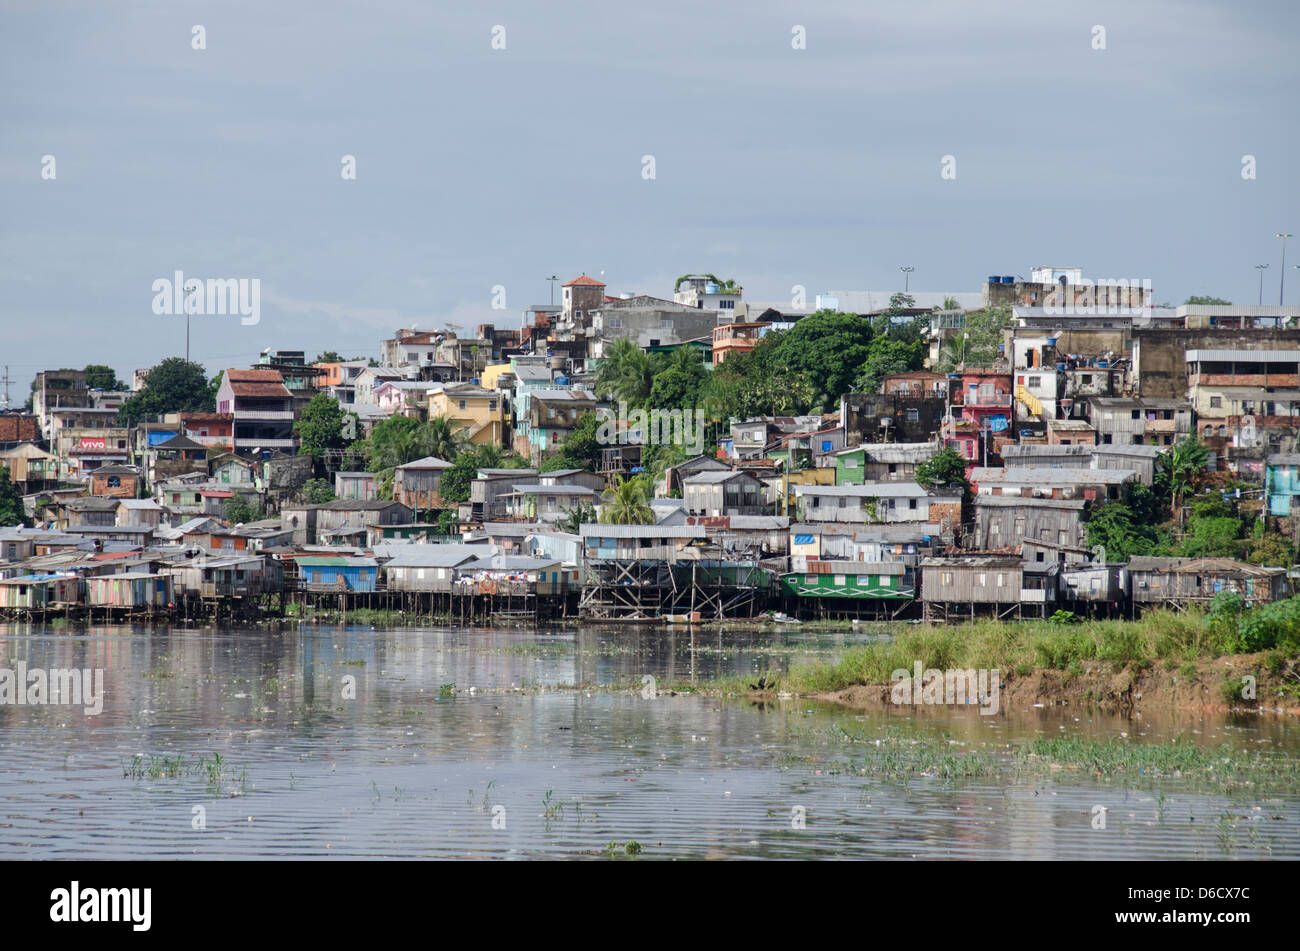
top-left (1014, 385), bottom-right (1042, 419)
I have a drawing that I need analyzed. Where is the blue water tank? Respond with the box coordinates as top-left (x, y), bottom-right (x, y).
top-left (555, 374), bottom-right (569, 385)
top-left (987, 275), bottom-right (999, 284)
top-left (1001, 275), bottom-right (1014, 283)
top-left (705, 282), bottom-right (720, 294)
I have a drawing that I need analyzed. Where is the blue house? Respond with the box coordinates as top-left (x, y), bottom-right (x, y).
top-left (1265, 453), bottom-right (1300, 517)
top-left (295, 556), bottom-right (379, 591)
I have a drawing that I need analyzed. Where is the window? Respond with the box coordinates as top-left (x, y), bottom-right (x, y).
top-left (996, 573), bottom-right (1005, 586)
top-left (804, 575), bottom-right (816, 584)
top-left (908, 499), bottom-right (917, 510)
top-left (458, 400), bottom-right (467, 411)
top-left (107, 476), bottom-right (120, 487)
top-left (1209, 396), bottom-right (1222, 408)
top-left (941, 572), bottom-right (953, 585)
top-left (1029, 377), bottom-right (1041, 388)
top-left (834, 575), bottom-right (846, 586)
top-left (978, 572), bottom-right (987, 585)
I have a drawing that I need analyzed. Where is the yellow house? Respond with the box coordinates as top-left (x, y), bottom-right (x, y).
top-left (429, 384), bottom-right (504, 447)
top-left (480, 363), bottom-right (516, 392)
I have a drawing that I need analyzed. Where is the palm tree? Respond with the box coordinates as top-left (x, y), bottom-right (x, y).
top-left (595, 339), bottom-right (659, 406)
top-left (422, 414), bottom-right (468, 462)
top-left (1158, 437), bottom-right (1209, 520)
top-left (599, 474), bottom-right (654, 525)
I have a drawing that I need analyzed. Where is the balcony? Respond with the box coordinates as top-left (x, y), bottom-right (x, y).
top-left (234, 409), bottom-right (295, 421)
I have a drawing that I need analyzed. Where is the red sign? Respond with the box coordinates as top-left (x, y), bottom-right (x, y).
top-left (78, 437), bottom-right (107, 451)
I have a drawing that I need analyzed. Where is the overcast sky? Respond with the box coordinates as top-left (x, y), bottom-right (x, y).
top-left (2, 0), bottom-right (1297, 394)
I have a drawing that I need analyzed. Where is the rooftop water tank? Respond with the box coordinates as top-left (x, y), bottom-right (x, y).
top-left (987, 275), bottom-right (999, 284)
top-left (555, 374), bottom-right (569, 386)
top-left (1001, 276), bottom-right (1014, 283)
top-left (705, 282), bottom-right (719, 294)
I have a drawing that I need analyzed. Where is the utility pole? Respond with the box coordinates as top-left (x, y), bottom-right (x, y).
top-left (546, 275), bottom-right (558, 307)
top-left (1, 365), bottom-right (9, 411)
top-left (899, 266), bottom-right (914, 293)
top-left (1256, 264), bottom-right (1269, 306)
top-left (1278, 233), bottom-right (1294, 305)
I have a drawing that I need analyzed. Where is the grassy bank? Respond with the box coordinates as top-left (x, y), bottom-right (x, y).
top-left (784, 599), bottom-right (1300, 702)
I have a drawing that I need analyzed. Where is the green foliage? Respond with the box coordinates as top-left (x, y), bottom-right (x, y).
top-left (118, 358), bottom-right (215, 425)
top-left (83, 364), bottom-right (125, 391)
top-left (0, 466), bottom-right (26, 526)
top-left (595, 339), bottom-right (662, 406)
top-left (1184, 296), bottom-right (1232, 306)
top-left (748, 310), bottom-right (876, 412)
top-left (364, 415), bottom-right (466, 475)
top-left (557, 500), bottom-right (597, 534)
top-left (300, 478), bottom-right (336, 504)
top-left (436, 509), bottom-right (460, 534)
top-left (438, 444), bottom-right (504, 505)
top-left (1177, 515), bottom-right (1243, 558)
top-left (294, 393), bottom-right (358, 462)
top-left (539, 411), bottom-right (602, 473)
top-left (599, 474), bottom-right (654, 524)
top-left (639, 441), bottom-right (687, 490)
top-left (1158, 437), bottom-right (1210, 517)
top-left (914, 447), bottom-right (970, 494)
top-left (852, 336), bottom-right (926, 393)
top-left (1085, 501), bottom-right (1159, 561)
top-left (221, 495), bottom-right (265, 525)
top-left (647, 346), bottom-right (708, 411)
top-left (934, 307), bottom-right (1011, 371)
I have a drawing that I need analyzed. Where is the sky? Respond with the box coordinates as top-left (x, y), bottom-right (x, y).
top-left (2, 0), bottom-right (1297, 398)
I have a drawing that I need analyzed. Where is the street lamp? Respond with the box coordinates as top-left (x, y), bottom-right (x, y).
top-left (1256, 264), bottom-right (1269, 306)
top-left (899, 266), bottom-right (914, 293)
top-left (183, 280), bottom-right (198, 362)
top-left (546, 275), bottom-right (558, 306)
top-left (1278, 233), bottom-right (1294, 305)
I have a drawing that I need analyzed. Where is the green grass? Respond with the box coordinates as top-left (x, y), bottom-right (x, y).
top-left (785, 607), bottom-right (1299, 694)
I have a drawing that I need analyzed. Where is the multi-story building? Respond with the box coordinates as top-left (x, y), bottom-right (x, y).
top-left (1084, 397), bottom-right (1191, 447)
top-left (216, 369), bottom-right (295, 456)
top-left (429, 383), bottom-right (505, 446)
top-left (711, 321), bottom-right (769, 366)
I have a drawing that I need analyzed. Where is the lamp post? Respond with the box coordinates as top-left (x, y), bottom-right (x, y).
top-left (1278, 234), bottom-right (1294, 305)
top-left (899, 266), bottom-right (914, 293)
top-left (1256, 264), bottom-right (1269, 306)
top-left (183, 280), bottom-right (198, 362)
top-left (546, 275), bottom-right (558, 306)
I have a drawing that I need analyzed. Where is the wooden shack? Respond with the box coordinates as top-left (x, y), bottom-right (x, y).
top-left (1126, 557), bottom-right (1287, 612)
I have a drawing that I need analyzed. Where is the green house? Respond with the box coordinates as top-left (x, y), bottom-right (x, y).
top-left (780, 561), bottom-right (912, 599)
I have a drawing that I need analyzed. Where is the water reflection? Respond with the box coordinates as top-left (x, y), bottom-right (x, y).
top-left (0, 622), bottom-right (1296, 859)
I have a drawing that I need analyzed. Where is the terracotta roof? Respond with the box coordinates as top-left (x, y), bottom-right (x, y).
top-left (226, 369), bottom-right (291, 398)
top-left (180, 412), bottom-right (233, 423)
top-left (562, 275), bottom-right (606, 287)
top-left (226, 369), bottom-right (285, 383)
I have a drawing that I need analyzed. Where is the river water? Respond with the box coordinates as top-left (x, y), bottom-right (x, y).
top-left (0, 622), bottom-right (1297, 860)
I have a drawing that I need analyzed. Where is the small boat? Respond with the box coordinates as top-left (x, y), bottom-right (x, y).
top-left (770, 612), bottom-right (801, 624)
top-left (663, 611), bottom-right (702, 625)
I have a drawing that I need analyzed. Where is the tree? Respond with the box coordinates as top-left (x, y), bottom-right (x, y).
top-left (300, 478), bottom-right (336, 504)
top-left (557, 500), bottom-right (597, 534)
top-left (647, 346), bottom-right (708, 411)
top-left (222, 495), bottom-right (265, 525)
top-left (1158, 437), bottom-right (1210, 519)
top-left (934, 307), bottom-right (1011, 371)
top-left (315, 351), bottom-right (344, 364)
top-left (118, 358), bottom-right (215, 425)
top-left (914, 447), bottom-right (970, 495)
top-left (1185, 295), bottom-right (1231, 306)
top-left (747, 310), bottom-right (875, 411)
top-left (539, 412), bottom-right (603, 473)
top-left (599, 474), bottom-right (654, 524)
top-left (595, 339), bottom-right (662, 406)
top-left (294, 393), bottom-right (358, 462)
top-left (1176, 513), bottom-right (1243, 559)
top-left (0, 466), bottom-right (26, 526)
top-left (423, 414), bottom-right (469, 462)
top-left (84, 364), bottom-right (125, 391)
top-left (1084, 501), bottom-right (1158, 561)
top-left (852, 336), bottom-right (925, 394)
top-left (439, 445), bottom-right (500, 505)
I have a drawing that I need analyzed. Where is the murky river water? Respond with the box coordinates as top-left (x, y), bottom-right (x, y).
top-left (1, 622), bottom-right (1297, 859)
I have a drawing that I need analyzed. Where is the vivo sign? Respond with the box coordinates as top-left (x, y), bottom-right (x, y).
top-left (78, 437), bottom-right (107, 451)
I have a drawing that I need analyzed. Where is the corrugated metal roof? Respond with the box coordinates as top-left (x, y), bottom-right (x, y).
top-left (578, 524), bottom-right (706, 539)
top-left (1185, 349), bottom-right (1300, 362)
